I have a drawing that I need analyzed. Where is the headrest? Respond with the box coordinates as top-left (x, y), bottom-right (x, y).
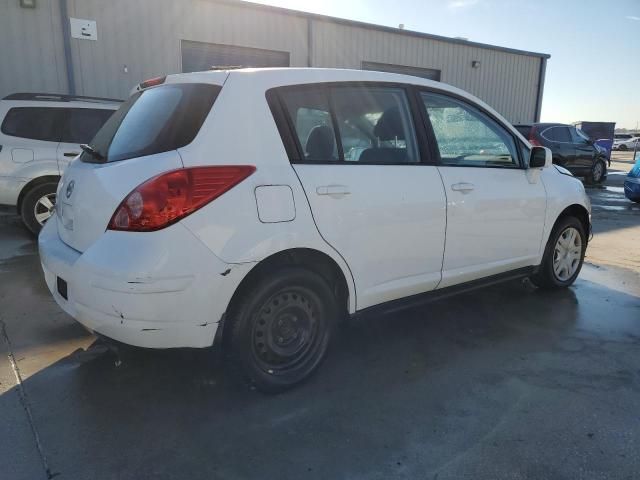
top-left (374, 107), bottom-right (405, 141)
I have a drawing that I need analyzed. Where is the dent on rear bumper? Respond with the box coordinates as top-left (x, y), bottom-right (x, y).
top-left (38, 217), bottom-right (254, 349)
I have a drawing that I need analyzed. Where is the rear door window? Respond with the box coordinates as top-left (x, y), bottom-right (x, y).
top-left (556, 126), bottom-right (572, 143)
top-left (61, 108), bottom-right (115, 144)
top-left (275, 84), bottom-right (420, 164)
top-left (331, 86), bottom-right (419, 164)
top-left (279, 87), bottom-right (338, 162)
top-left (542, 126), bottom-right (571, 143)
top-left (83, 83), bottom-right (221, 163)
top-left (1, 107), bottom-right (62, 142)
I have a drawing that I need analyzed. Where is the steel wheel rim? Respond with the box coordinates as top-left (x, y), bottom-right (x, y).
top-left (34, 193), bottom-right (56, 226)
top-left (553, 227), bottom-right (582, 281)
top-left (593, 162), bottom-right (603, 181)
top-left (251, 289), bottom-right (322, 374)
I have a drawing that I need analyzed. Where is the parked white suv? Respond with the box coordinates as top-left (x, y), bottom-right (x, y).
top-left (0, 93), bottom-right (120, 233)
top-left (39, 69), bottom-right (591, 392)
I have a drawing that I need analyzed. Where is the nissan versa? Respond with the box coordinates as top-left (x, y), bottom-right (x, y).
top-left (39, 69), bottom-right (591, 392)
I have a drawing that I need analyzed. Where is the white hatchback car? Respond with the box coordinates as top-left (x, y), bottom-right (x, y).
top-left (0, 93), bottom-right (120, 233)
top-left (39, 69), bottom-right (591, 391)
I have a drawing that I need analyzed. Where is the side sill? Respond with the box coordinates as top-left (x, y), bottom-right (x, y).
top-left (352, 266), bottom-right (537, 319)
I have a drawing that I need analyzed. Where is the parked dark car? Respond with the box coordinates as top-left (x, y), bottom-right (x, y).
top-left (515, 123), bottom-right (608, 184)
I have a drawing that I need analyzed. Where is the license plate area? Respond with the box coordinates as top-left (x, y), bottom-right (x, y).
top-left (56, 277), bottom-right (68, 300)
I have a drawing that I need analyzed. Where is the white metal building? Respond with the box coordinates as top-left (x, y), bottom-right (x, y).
top-left (0, 0), bottom-right (549, 123)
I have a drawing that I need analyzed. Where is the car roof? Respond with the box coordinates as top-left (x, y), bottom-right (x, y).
top-left (165, 67), bottom-right (514, 129)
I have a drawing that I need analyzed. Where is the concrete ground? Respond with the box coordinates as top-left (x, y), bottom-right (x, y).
top-left (1, 154), bottom-right (639, 480)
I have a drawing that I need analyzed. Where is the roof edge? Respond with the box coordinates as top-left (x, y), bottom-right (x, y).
top-left (219, 0), bottom-right (550, 59)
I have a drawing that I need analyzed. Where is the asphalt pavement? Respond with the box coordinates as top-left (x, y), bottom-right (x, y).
top-left (1, 155), bottom-right (639, 480)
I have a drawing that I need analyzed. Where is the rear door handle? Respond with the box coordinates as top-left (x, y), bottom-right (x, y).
top-left (316, 185), bottom-right (350, 196)
top-left (451, 182), bottom-right (475, 193)
top-left (63, 152), bottom-right (80, 157)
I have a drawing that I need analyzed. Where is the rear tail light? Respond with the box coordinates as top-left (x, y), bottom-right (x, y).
top-left (108, 166), bottom-right (255, 232)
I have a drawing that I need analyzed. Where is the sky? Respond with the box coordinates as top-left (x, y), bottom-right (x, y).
top-left (250, 0), bottom-right (640, 129)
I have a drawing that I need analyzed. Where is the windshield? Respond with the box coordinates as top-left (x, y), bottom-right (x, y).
top-left (576, 128), bottom-right (591, 141)
top-left (81, 83), bottom-right (220, 163)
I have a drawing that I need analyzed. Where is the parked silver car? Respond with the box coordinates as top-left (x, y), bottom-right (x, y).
top-left (0, 93), bottom-right (120, 233)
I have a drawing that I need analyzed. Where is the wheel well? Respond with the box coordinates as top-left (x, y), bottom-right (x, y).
top-left (16, 176), bottom-right (60, 213)
top-left (220, 248), bottom-right (350, 346)
top-left (556, 204), bottom-right (590, 239)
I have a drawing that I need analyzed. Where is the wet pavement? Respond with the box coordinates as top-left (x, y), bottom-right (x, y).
top-left (1, 156), bottom-right (639, 479)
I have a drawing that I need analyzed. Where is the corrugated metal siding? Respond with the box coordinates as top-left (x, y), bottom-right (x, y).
top-left (0, 0), bottom-right (67, 96)
top-left (65, 0), bottom-right (308, 99)
top-left (311, 20), bottom-right (541, 123)
top-left (0, 0), bottom-right (543, 123)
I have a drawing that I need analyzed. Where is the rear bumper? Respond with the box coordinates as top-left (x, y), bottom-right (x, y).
top-left (38, 217), bottom-right (253, 349)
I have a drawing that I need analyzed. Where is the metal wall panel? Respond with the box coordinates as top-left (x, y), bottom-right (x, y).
top-left (0, 0), bottom-right (67, 97)
top-left (181, 40), bottom-right (290, 72)
top-left (362, 61), bottom-right (441, 81)
top-left (0, 0), bottom-right (544, 123)
top-left (63, 0), bottom-right (308, 99)
top-left (311, 20), bottom-right (542, 123)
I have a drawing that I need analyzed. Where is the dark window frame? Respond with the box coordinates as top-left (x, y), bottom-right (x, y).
top-left (266, 81), bottom-right (432, 166)
top-left (414, 86), bottom-right (527, 169)
top-left (0, 106), bottom-right (65, 142)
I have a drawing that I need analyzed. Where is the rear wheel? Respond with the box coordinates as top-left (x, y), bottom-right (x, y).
top-left (228, 267), bottom-right (337, 393)
top-left (20, 182), bottom-right (58, 235)
top-left (530, 216), bottom-right (586, 289)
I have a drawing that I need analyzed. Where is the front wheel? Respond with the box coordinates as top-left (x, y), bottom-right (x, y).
top-left (589, 159), bottom-right (606, 184)
top-left (530, 216), bottom-right (586, 289)
top-left (228, 267), bottom-right (337, 393)
top-left (20, 181), bottom-right (58, 235)
top-left (618, 144), bottom-right (628, 151)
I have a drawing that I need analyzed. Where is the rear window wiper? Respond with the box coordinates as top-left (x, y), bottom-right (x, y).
top-left (80, 144), bottom-right (105, 162)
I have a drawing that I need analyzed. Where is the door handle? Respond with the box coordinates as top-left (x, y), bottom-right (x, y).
top-left (316, 185), bottom-right (350, 196)
top-left (451, 182), bottom-right (475, 193)
top-left (63, 152), bottom-right (80, 157)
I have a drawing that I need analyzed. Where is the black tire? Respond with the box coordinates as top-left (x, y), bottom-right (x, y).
top-left (618, 144), bottom-right (628, 151)
top-left (588, 159), bottom-right (606, 184)
top-left (228, 266), bottom-right (337, 393)
top-left (20, 181), bottom-right (58, 235)
top-left (530, 216), bottom-right (586, 290)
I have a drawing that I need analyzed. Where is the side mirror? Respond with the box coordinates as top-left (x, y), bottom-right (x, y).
top-left (529, 146), bottom-right (552, 169)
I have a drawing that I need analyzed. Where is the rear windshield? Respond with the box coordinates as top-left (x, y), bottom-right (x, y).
top-left (81, 83), bottom-right (220, 163)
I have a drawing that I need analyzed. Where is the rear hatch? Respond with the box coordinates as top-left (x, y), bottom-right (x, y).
top-left (57, 80), bottom-right (222, 252)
